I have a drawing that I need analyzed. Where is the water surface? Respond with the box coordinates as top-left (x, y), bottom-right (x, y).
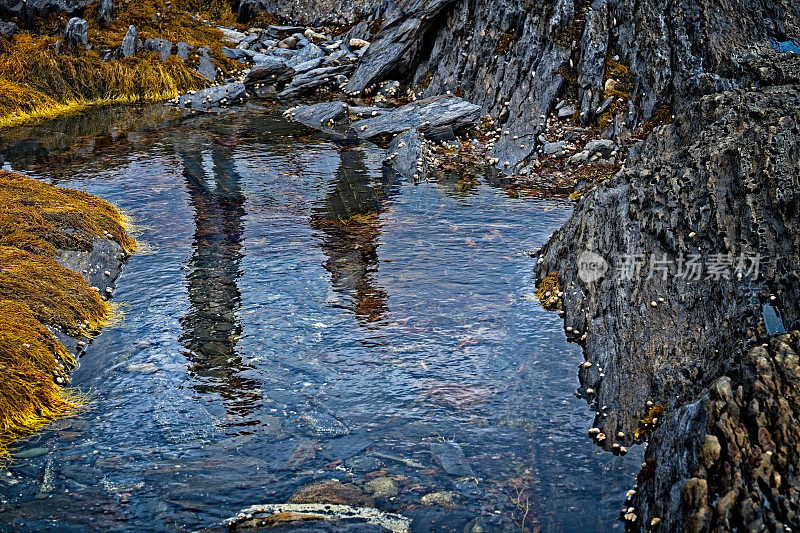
top-left (0, 104), bottom-right (640, 532)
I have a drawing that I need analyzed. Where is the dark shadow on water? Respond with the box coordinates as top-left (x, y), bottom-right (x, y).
top-left (177, 135), bottom-right (261, 421)
top-left (310, 148), bottom-right (399, 327)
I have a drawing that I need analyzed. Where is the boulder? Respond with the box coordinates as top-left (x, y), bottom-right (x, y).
top-left (0, 20), bottom-right (18, 39)
top-left (119, 25), bottom-right (137, 57)
top-left (63, 17), bottom-right (88, 49)
top-left (143, 38), bottom-right (173, 61)
top-left (177, 82), bottom-right (247, 111)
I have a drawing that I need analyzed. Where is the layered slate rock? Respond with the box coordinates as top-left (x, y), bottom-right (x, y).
top-left (344, 0), bottom-right (459, 95)
top-left (348, 95), bottom-right (481, 140)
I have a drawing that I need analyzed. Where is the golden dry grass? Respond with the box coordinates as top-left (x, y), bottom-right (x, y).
top-left (0, 170), bottom-right (133, 460)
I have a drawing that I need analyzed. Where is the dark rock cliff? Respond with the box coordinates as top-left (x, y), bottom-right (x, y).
top-left (535, 56), bottom-right (800, 529)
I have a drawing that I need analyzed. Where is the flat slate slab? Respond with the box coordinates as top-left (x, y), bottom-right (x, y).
top-left (348, 95), bottom-right (481, 140)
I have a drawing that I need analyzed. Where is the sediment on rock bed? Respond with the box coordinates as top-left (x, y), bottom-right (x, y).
top-left (0, 170), bottom-right (134, 460)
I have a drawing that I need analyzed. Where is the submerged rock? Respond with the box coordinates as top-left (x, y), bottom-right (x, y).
top-left (364, 477), bottom-right (398, 498)
top-left (429, 441), bottom-right (475, 477)
top-left (421, 490), bottom-right (459, 508)
top-left (288, 480), bottom-right (375, 507)
top-left (225, 503), bottom-right (410, 531)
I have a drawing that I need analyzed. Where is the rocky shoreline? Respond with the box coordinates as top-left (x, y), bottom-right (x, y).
top-left (2, 0), bottom-right (799, 530)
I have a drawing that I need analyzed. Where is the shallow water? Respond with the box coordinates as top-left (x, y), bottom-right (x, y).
top-left (0, 104), bottom-right (640, 532)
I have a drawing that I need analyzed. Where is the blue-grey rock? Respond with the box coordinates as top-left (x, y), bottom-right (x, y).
top-left (221, 46), bottom-right (249, 61)
top-left (63, 17), bottom-right (88, 49)
top-left (197, 48), bottom-right (217, 81)
top-left (176, 41), bottom-right (191, 60)
top-left (542, 141), bottom-right (566, 156)
top-left (0, 20), bottom-right (17, 39)
top-left (385, 128), bottom-right (424, 180)
top-left (119, 25), bottom-right (137, 57)
top-left (349, 95), bottom-right (481, 140)
top-left (144, 37), bottom-right (172, 61)
top-left (177, 82), bottom-right (247, 111)
top-left (584, 139), bottom-right (616, 157)
top-left (277, 64), bottom-right (354, 99)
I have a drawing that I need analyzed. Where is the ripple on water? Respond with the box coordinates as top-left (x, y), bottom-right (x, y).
top-left (0, 104), bottom-right (641, 532)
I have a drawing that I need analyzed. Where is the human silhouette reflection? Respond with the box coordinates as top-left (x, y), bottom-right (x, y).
top-left (177, 136), bottom-right (260, 420)
top-left (310, 148), bottom-right (397, 326)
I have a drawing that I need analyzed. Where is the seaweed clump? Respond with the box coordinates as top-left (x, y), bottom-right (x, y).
top-left (0, 170), bottom-right (133, 460)
top-left (598, 57), bottom-right (633, 130)
top-left (634, 403), bottom-right (666, 440)
top-left (536, 272), bottom-right (562, 310)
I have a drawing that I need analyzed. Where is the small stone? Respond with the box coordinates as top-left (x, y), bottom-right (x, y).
top-left (364, 477), bottom-right (398, 498)
top-left (421, 491), bottom-right (458, 508)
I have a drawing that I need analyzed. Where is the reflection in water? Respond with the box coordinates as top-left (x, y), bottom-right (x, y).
top-left (310, 148), bottom-right (397, 326)
top-left (178, 137), bottom-right (260, 420)
top-left (0, 106), bottom-right (641, 532)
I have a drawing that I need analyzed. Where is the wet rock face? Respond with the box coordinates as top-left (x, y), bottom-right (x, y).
top-left (535, 61), bottom-right (800, 529)
top-left (537, 78), bottom-right (800, 435)
top-left (635, 332), bottom-right (800, 532)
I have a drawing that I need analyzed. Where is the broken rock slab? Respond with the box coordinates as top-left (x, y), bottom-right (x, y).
top-left (384, 128), bottom-right (425, 181)
top-left (276, 64), bottom-right (355, 99)
top-left (349, 95), bottom-right (481, 140)
top-left (429, 441), bottom-right (475, 477)
top-left (177, 82), bottom-right (246, 111)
